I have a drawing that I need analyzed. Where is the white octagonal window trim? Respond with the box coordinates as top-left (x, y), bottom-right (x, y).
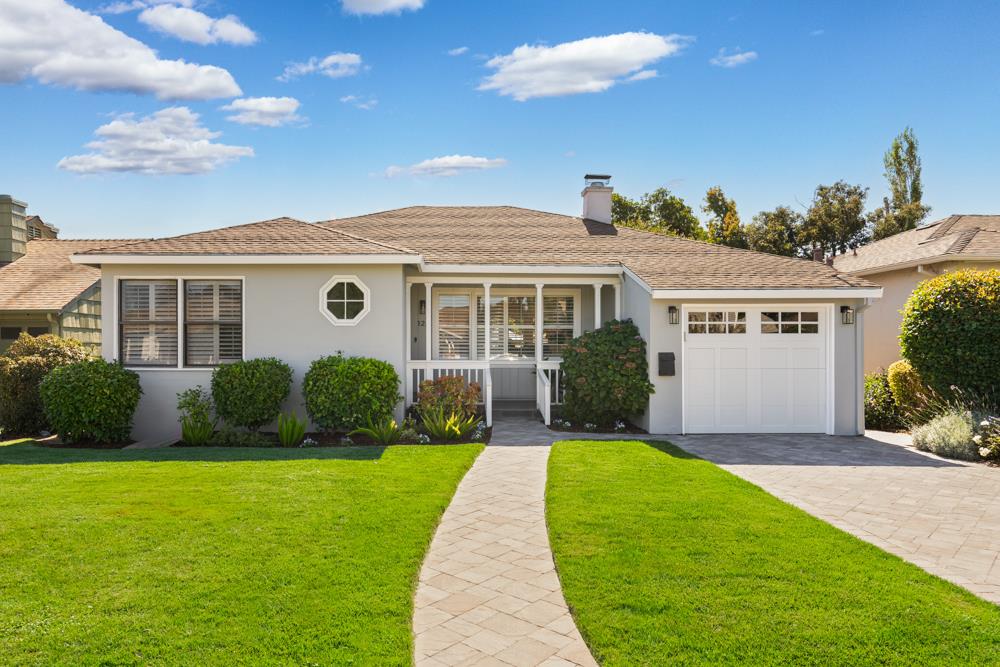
top-left (319, 275), bottom-right (371, 326)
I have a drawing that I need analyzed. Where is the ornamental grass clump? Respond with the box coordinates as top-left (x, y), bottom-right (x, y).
top-left (560, 319), bottom-right (654, 426)
top-left (912, 410), bottom-right (978, 461)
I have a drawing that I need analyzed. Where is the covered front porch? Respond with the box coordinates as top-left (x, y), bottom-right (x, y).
top-left (404, 275), bottom-right (623, 426)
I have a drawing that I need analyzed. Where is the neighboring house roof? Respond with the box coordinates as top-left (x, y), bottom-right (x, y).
top-left (78, 217), bottom-right (416, 258)
top-left (0, 239), bottom-right (141, 312)
top-left (320, 206), bottom-right (875, 291)
top-left (833, 215), bottom-right (1000, 275)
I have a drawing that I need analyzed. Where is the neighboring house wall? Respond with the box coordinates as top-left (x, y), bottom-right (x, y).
top-left (101, 263), bottom-right (407, 442)
top-left (863, 261), bottom-right (1000, 372)
top-left (59, 283), bottom-right (102, 353)
top-left (0, 316), bottom-right (53, 352)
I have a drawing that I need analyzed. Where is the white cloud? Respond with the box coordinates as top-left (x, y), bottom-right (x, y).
top-left (278, 53), bottom-right (363, 81)
top-left (138, 5), bottom-right (257, 46)
top-left (709, 47), bottom-right (758, 68)
top-left (341, 0), bottom-right (424, 15)
top-left (0, 0), bottom-right (240, 100)
top-left (627, 69), bottom-right (658, 81)
top-left (98, 0), bottom-right (194, 15)
top-left (221, 97), bottom-right (302, 126)
top-left (479, 32), bottom-right (693, 101)
top-left (448, 46), bottom-right (469, 56)
top-left (340, 94), bottom-right (378, 110)
top-left (58, 106), bottom-right (253, 175)
top-left (385, 155), bottom-right (507, 178)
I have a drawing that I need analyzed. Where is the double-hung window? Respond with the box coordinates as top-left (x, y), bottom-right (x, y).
top-left (119, 279), bottom-right (243, 367)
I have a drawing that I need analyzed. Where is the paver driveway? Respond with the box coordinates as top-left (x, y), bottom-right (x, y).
top-left (673, 432), bottom-right (1000, 604)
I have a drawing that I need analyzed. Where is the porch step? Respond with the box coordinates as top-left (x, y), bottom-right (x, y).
top-left (492, 400), bottom-right (537, 418)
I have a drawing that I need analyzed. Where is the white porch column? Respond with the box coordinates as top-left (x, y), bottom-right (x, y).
top-left (483, 282), bottom-right (492, 360)
top-left (405, 282), bottom-right (413, 362)
top-left (535, 283), bottom-right (544, 365)
top-left (613, 281), bottom-right (621, 320)
top-left (425, 282), bottom-right (433, 362)
top-left (593, 283), bottom-right (603, 329)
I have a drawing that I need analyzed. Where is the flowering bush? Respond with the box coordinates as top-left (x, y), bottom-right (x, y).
top-left (561, 319), bottom-right (654, 426)
top-left (974, 416), bottom-right (1000, 462)
top-left (416, 375), bottom-right (480, 419)
top-left (613, 419), bottom-right (627, 433)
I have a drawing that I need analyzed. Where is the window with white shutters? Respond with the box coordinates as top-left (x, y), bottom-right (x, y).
top-left (120, 280), bottom-right (178, 366)
top-left (185, 280), bottom-right (243, 366)
top-left (542, 295), bottom-right (574, 358)
top-left (438, 294), bottom-right (471, 359)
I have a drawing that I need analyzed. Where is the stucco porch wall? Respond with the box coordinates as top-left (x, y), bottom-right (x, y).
top-left (100, 263), bottom-right (407, 442)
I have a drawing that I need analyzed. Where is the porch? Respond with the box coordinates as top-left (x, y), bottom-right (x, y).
top-left (404, 276), bottom-right (622, 426)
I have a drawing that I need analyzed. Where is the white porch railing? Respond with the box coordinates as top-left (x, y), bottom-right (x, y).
top-left (405, 360), bottom-right (492, 426)
top-left (538, 360), bottom-right (565, 406)
top-left (536, 368), bottom-right (552, 426)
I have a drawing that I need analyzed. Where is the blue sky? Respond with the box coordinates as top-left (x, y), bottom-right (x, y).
top-left (2, 0), bottom-right (999, 239)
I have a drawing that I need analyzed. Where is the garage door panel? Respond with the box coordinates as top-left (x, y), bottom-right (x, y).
top-left (683, 306), bottom-right (828, 434)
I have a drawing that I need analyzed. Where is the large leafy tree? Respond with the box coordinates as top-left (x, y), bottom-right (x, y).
top-left (702, 186), bottom-right (747, 248)
top-left (746, 206), bottom-right (802, 257)
top-left (800, 181), bottom-right (871, 258)
top-left (872, 127), bottom-right (931, 240)
top-left (612, 187), bottom-right (703, 239)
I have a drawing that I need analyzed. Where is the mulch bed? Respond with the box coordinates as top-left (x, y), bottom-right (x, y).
top-left (547, 421), bottom-right (646, 435)
top-left (34, 436), bottom-right (132, 449)
top-left (171, 427), bottom-right (493, 448)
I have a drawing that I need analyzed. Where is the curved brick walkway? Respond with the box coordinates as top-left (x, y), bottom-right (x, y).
top-left (413, 439), bottom-right (597, 666)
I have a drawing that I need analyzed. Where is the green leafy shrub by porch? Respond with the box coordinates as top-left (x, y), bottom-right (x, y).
top-left (886, 360), bottom-right (928, 421)
top-left (0, 333), bottom-right (89, 436)
top-left (416, 375), bottom-right (480, 419)
top-left (211, 358), bottom-right (292, 431)
top-left (177, 386), bottom-right (215, 446)
top-left (303, 354), bottom-right (401, 432)
top-left (900, 268), bottom-right (1000, 396)
top-left (560, 319), bottom-right (654, 426)
top-left (912, 409), bottom-right (978, 460)
top-left (864, 371), bottom-right (904, 431)
top-left (39, 359), bottom-right (141, 443)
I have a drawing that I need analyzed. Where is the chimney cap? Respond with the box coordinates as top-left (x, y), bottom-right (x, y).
top-left (584, 174), bottom-right (611, 181)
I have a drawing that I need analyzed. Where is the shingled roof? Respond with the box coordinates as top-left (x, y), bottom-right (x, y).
top-left (0, 239), bottom-right (140, 312)
top-left (320, 206), bottom-right (875, 291)
top-left (833, 215), bottom-right (1000, 275)
top-left (79, 217), bottom-right (415, 257)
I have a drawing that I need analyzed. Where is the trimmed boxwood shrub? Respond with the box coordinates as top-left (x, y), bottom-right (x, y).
top-left (886, 359), bottom-right (927, 421)
top-left (900, 269), bottom-right (1000, 396)
top-left (211, 358), bottom-right (292, 431)
top-left (864, 370), bottom-right (904, 431)
top-left (561, 319), bottom-right (654, 426)
top-left (39, 359), bottom-right (141, 443)
top-left (0, 333), bottom-right (89, 435)
top-left (303, 354), bottom-right (402, 432)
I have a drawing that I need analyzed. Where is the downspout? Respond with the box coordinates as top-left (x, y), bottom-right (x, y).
top-left (854, 298), bottom-right (874, 435)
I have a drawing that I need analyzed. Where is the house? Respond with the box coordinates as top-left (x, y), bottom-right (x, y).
top-left (0, 195), bottom-right (137, 353)
top-left (71, 176), bottom-right (881, 441)
top-left (833, 215), bottom-right (1000, 372)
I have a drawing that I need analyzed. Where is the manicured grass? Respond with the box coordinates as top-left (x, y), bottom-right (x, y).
top-left (547, 440), bottom-right (1000, 666)
top-left (0, 442), bottom-right (482, 666)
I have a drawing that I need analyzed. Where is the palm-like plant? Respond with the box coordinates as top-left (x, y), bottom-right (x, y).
top-left (420, 407), bottom-right (481, 442)
top-left (350, 416), bottom-right (402, 445)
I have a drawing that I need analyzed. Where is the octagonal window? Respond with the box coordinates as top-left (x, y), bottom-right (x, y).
top-left (320, 276), bottom-right (370, 326)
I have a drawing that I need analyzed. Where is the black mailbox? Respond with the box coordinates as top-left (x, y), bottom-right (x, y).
top-left (658, 352), bottom-right (675, 376)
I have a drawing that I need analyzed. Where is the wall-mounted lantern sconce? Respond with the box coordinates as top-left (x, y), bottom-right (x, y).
top-left (840, 305), bottom-right (855, 325)
top-left (668, 305), bottom-right (679, 325)
top-left (419, 299), bottom-right (426, 315)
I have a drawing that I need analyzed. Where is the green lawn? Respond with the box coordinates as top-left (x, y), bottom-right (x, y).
top-left (547, 440), bottom-right (1000, 666)
top-left (0, 441), bottom-right (482, 666)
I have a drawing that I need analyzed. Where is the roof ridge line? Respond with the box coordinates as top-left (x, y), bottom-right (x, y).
top-left (309, 222), bottom-right (417, 255)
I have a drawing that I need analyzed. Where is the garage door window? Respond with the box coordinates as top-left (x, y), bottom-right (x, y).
top-left (761, 311), bottom-right (819, 334)
top-left (688, 311), bottom-right (746, 334)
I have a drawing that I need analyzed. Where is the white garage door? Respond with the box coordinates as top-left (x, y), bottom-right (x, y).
top-left (683, 307), bottom-right (830, 433)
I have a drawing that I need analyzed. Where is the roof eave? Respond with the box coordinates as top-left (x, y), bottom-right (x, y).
top-left (649, 287), bottom-right (884, 300)
top-left (842, 253), bottom-right (1000, 277)
top-left (70, 253), bottom-right (422, 265)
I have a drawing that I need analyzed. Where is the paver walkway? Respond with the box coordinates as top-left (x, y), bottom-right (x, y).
top-left (413, 435), bottom-right (597, 666)
top-left (673, 432), bottom-right (1000, 604)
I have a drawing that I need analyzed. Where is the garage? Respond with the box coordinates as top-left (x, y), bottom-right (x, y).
top-left (682, 306), bottom-right (832, 433)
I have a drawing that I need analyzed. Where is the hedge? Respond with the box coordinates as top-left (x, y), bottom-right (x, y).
top-left (39, 359), bottom-right (141, 443)
top-left (303, 354), bottom-right (401, 432)
top-left (211, 358), bottom-right (292, 430)
top-left (0, 334), bottom-right (89, 435)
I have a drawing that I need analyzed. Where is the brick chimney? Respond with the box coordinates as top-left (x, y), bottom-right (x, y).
top-left (811, 246), bottom-right (824, 262)
top-left (0, 195), bottom-right (28, 265)
top-left (581, 174), bottom-right (613, 224)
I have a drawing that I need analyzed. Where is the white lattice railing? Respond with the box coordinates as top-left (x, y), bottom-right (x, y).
top-left (405, 360), bottom-right (492, 426)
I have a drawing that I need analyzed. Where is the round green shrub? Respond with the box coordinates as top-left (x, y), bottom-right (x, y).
top-left (561, 319), bottom-right (654, 426)
top-left (303, 354), bottom-right (402, 432)
top-left (886, 360), bottom-right (928, 421)
top-left (0, 334), bottom-right (90, 436)
top-left (900, 269), bottom-right (1000, 396)
top-left (864, 371), bottom-right (904, 431)
top-left (211, 358), bottom-right (292, 430)
top-left (912, 410), bottom-right (978, 461)
top-left (39, 359), bottom-right (141, 443)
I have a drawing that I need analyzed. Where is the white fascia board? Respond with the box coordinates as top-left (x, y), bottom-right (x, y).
top-left (418, 263), bottom-right (623, 275)
top-left (70, 254), bottom-right (421, 265)
top-left (621, 265), bottom-right (653, 293)
top-left (651, 287), bottom-right (883, 300)
top-left (845, 254), bottom-right (1000, 277)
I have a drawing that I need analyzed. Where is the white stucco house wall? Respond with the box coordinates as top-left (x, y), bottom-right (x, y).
top-left (72, 176), bottom-right (882, 441)
top-left (833, 215), bottom-right (1000, 372)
